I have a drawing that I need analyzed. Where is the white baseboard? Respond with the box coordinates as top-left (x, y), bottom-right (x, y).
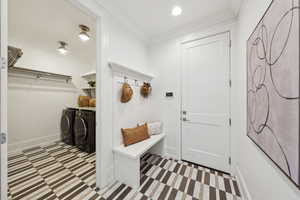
top-left (8, 134), bottom-right (61, 153)
top-left (98, 162), bottom-right (115, 189)
top-left (165, 146), bottom-right (179, 160)
top-left (235, 165), bottom-right (252, 200)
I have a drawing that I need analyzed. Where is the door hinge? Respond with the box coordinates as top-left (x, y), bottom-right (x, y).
top-left (0, 132), bottom-right (7, 144)
top-left (229, 80), bottom-right (232, 87)
top-left (229, 157), bottom-right (232, 165)
top-left (229, 40), bottom-right (232, 48)
top-left (1, 57), bottom-right (7, 69)
top-left (182, 117), bottom-right (190, 122)
top-left (229, 118), bottom-right (232, 126)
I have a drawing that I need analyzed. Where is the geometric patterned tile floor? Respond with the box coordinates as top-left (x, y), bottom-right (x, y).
top-left (8, 141), bottom-right (242, 200)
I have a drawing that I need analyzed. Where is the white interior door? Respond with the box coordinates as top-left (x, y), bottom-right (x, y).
top-left (181, 32), bottom-right (231, 173)
top-left (0, 0), bottom-right (8, 198)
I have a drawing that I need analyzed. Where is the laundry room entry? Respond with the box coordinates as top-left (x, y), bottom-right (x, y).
top-left (7, 0), bottom-right (97, 154)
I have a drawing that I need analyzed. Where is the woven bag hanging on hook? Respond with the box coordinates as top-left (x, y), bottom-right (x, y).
top-left (121, 82), bottom-right (133, 103)
top-left (140, 82), bottom-right (152, 97)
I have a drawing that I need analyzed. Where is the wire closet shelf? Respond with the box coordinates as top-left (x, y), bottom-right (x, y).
top-left (8, 67), bottom-right (72, 83)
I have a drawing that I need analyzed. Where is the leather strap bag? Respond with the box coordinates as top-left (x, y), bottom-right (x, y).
top-left (140, 82), bottom-right (152, 97)
top-left (121, 83), bottom-right (133, 103)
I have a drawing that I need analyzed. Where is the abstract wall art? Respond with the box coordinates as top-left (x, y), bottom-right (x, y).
top-left (247, 0), bottom-right (300, 187)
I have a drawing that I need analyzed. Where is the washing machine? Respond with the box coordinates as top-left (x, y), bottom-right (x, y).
top-left (60, 108), bottom-right (77, 145)
top-left (74, 110), bottom-right (96, 153)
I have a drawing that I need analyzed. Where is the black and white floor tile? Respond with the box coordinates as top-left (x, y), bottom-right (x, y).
top-left (8, 142), bottom-right (242, 200)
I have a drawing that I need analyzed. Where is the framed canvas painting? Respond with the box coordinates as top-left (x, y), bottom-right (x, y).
top-left (247, 0), bottom-right (300, 187)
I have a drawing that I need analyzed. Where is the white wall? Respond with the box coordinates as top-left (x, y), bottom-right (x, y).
top-left (109, 22), bottom-right (148, 71)
top-left (94, 15), bottom-right (150, 188)
top-left (8, 79), bottom-right (78, 151)
top-left (148, 39), bottom-right (180, 158)
top-left (98, 16), bottom-right (150, 187)
top-left (112, 76), bottom-right (155, 148)
top-left (149, 2), bottom-right (300, 197)
top-left (234, 0), bottom-right (300, 199)
top-left (73, 0), bottom-right (150, 188)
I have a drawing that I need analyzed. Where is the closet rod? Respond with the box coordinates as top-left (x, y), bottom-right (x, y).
top-left (8, 66), bottom-right (72, 82)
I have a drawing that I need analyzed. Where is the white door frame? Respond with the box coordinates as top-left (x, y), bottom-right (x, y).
top-left (179, 31), bottom-right (232, 172)
top-left (0, 0), bottom-right (8, 198)
top-left (50, 0), bottom-right (113, 190)
top-left (49, 0), bottom-right (114, 190)
top-left (69, 0), bottom-right (106, 189)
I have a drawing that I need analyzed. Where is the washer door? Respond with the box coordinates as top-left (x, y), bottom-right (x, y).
top-left (74, 113), bottom-right (88, 150)
top-left (61, 113), bottom-right (72, 144)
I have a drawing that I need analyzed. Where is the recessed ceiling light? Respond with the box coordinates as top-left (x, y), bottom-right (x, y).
top-left (172, 6), bottom-right (182, 16)
top-left (78, 24), bottom-right (90, 42)
top-left (57, 41), bottom-right (68, 55)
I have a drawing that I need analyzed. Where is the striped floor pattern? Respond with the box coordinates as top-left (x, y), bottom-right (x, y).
top-left (8, 141), bottom-right (242, 200)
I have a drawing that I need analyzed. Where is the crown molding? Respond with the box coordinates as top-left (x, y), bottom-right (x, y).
top-left (149, 11), bottom-right (237, 45)
top-left (95, 0), bottom-right (149, 43)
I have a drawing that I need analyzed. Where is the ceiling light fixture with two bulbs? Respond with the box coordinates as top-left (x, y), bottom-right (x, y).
top-left (78, 24), bottom-right (91, 42)
top-left (57, 41), bottom-right (68, 54)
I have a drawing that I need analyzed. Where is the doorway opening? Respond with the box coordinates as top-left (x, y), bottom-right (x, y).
top-left (180, 32), bottom-right (232, 173)
top-left (6, 0), bottom-right (99, 198)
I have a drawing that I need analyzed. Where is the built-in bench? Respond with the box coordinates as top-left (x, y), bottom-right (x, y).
top-left (113, 134), bottom-right (165, 189)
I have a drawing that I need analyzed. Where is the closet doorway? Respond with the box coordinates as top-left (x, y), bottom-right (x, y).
top-left (2, 0), bottom-right (100, 198)
top-left (181, 32), bottom-right (231, 173)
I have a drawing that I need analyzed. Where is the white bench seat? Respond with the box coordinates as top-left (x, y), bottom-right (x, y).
top-left (113, 134), bottom-right (165, 159)
top-left (113, 134), bottom-right (165, 189)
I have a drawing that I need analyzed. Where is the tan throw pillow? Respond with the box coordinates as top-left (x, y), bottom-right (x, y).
top-left (121, 124), bottom-right (150, 146)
